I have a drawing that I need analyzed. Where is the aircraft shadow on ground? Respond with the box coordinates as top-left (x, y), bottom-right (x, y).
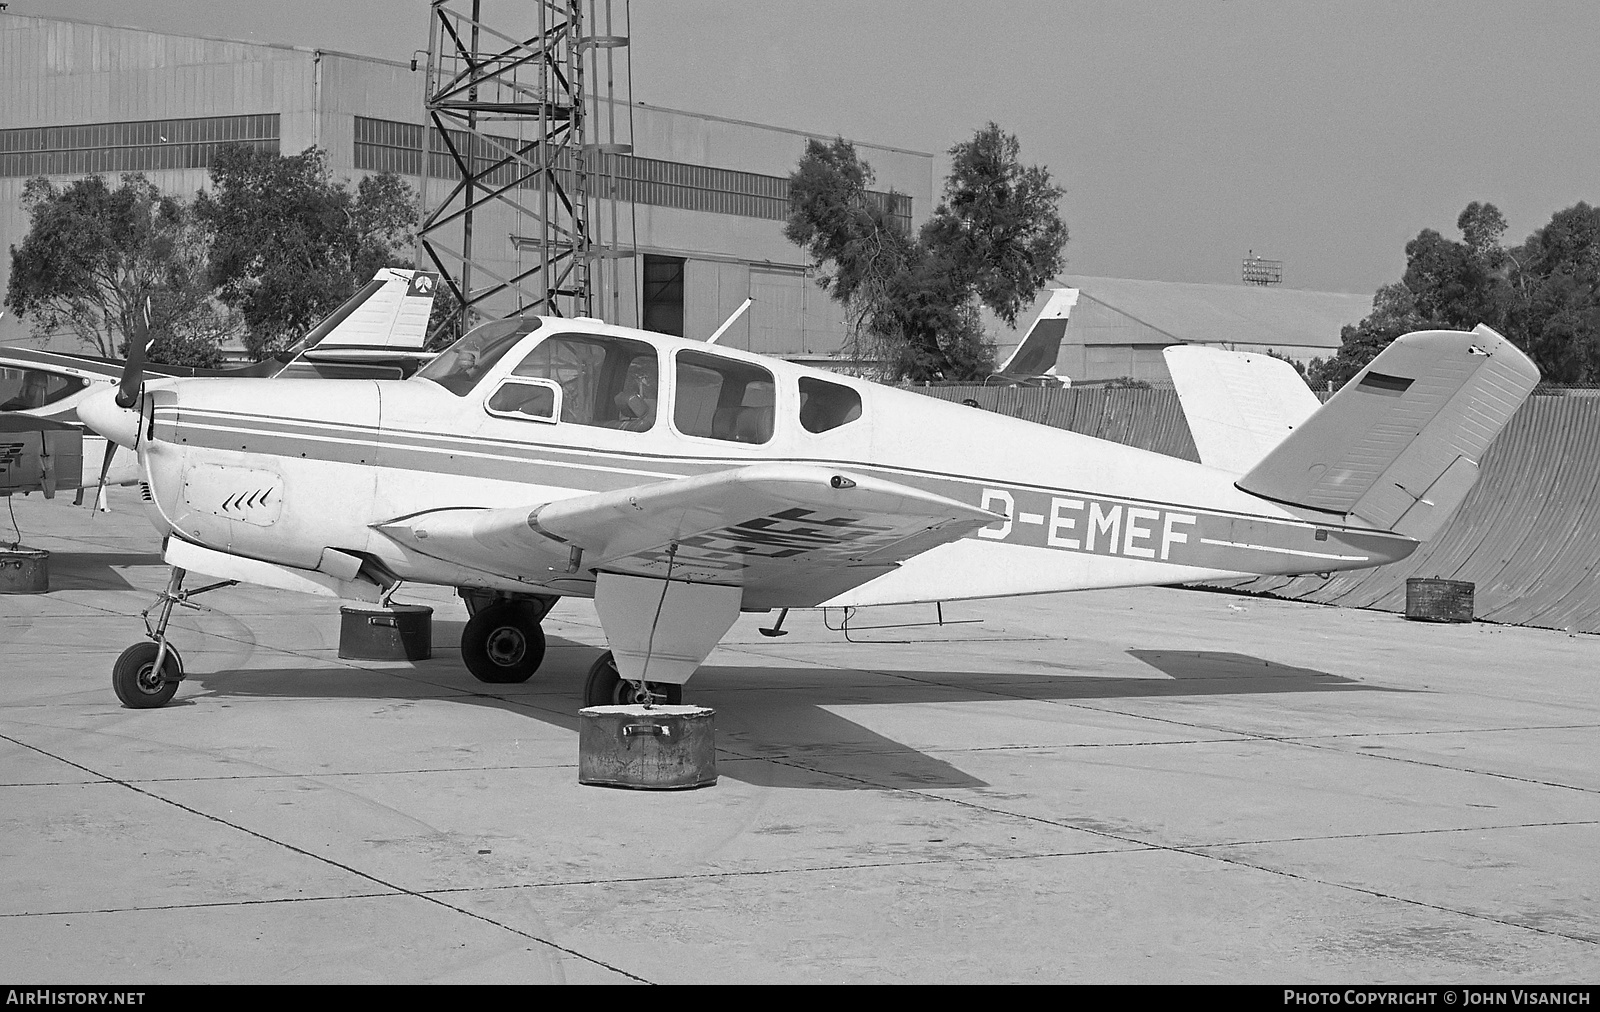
top-left (171, 629), bottom-right (1387, 793)
top-left (41, 551), bottom-right (165, 591)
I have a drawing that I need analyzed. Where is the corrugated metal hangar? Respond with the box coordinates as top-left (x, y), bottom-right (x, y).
top-left (2, 12), bottom-right (1368, 379)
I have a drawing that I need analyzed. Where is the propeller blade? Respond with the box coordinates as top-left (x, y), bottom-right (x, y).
top-left (90, 438), bottom-right (119, 512)
top-left (116, 299), bottom-right (153, 409)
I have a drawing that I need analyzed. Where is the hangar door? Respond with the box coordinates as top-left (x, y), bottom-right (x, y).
top-left (749, 267), bottom-right (848, 357)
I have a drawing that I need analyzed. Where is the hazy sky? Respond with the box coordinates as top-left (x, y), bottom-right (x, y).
top-left (25, 1), bottom-right (1600, 296)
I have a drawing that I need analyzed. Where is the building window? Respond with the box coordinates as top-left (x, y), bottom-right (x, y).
top-left (641, 255), bottom-right (686, 337)
top-left (353, 116), bottom-right (913, 229)
top-left (0, 115), bottom-right (280, 178)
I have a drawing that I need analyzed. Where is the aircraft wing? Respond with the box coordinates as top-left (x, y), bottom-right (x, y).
top-left (374, 463), bottom-right (1003, 608)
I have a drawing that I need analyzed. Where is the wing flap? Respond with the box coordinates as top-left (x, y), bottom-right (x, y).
top-left (375, 463), bottom-right (1003, 606)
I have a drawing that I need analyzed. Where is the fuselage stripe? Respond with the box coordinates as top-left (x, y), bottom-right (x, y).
top-left (157, 406), bottom-right (1404, 540)
top-left (1198, 537), bottom-right (1370, 562)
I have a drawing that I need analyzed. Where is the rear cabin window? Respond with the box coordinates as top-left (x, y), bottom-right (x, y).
top-left (505, 334), bottom-right (659, 431)
top-left (674, 350), bottom-right (775, 444)
top-left (798, 377), bottom-right (862, 433)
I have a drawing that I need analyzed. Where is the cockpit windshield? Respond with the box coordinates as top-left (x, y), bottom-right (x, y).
top-left (416, 317), bottom-right (543, 395)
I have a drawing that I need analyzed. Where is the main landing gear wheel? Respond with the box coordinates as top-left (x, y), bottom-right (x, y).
top-left (112, 642), bottom-right (184, 709)
top-left (461, 601), bottom-right (546, 683)
top-left (584, 650), bottom-right (682, 707)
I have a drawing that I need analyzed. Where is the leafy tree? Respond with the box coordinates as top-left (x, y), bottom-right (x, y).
top-left (1458, 200), bottom-right (1509, 267)
top-left (784, 138), bottom-right (916, 364)
top-left (5, 173), bottom-right (228, 366)
top-left (197, 144), bottom-right (417, 360)
top-left (1400, 226), bottom-right (1506, 331)
top-left (1506, 202), bottom-right (1600, 384)
top-left (786, 124), bottom-right (1068, 381)
top-left (1307, 282), bottom-right (1430, 391)
top-left (923, 125), bottom-right (1070, 327)
top-left (1311, 199), bottom-right (1600, 390)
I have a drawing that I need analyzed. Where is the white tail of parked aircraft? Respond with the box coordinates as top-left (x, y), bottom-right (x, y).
top-left (294, 268), bottom-right (438, 363)
top-left (994, 287), bottom-right (1078, 381)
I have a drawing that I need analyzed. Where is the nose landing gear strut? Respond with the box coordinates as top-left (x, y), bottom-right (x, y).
top-left (112, 566), bottom-right (237, 709)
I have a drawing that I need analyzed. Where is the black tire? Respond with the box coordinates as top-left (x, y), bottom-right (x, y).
top-left (583, 650), bottom-right (683, 707)
top-left (461, 601), bottom-right (546, 683)
top-left (112, 641), bottom-right (182, 709)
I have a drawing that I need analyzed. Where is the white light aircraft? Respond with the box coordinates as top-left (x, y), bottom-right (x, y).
top-left (76, 312), bottom-right (1539, 710)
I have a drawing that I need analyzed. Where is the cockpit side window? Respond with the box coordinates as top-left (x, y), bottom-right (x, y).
top-left (416, 317), bottom-right (543, 395)
top-left (505, 334), bottom-right (658, 431)
top-left (0, 368), bottom-right (87, 412)
top-left (674, 350), bottom-right (775, 443)
top-left (798, 377), bottom-right (862, 433)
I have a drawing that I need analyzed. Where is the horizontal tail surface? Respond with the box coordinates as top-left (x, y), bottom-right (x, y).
top-left (1236, 325), bottom-right (1539, 540)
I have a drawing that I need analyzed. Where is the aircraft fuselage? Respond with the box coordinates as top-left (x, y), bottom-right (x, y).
top-left (127, 318), bottom-right (1417, 611)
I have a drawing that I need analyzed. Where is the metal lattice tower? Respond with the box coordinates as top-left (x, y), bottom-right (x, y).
top-left (418, 1), bottom-right (636, 332)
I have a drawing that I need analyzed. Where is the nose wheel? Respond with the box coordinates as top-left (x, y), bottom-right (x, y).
top-left (113, 565), bottom-right (235, 709)
top-left (460, 600), bottom-right (547, 683)
top-left (112, 641), bottom-right (184, 708)
top-left (583, 651), bottom-right (682, 707)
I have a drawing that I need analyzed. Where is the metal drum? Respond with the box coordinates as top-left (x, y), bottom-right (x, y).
top-left (338, 603), bottom-right (433, 660)
top-left (0, 548), bottom-right (49, 594)
top-left (1405, 578), bottom-right (1475, 623)
top-left (578, 704), bottom-right (716, 790)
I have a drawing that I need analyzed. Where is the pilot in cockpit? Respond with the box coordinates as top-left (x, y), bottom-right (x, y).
top-left (611, 358), bottom-right (657, 431)
top-left (0, 371), bottom-right (50, 411)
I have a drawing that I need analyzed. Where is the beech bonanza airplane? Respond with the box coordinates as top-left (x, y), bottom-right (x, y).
top-left (76, 310), bottom-right (1539, 710)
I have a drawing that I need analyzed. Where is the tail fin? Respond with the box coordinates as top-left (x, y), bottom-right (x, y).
top-left (234, 269), bottom-right (439, 379)
top-left (995, 287), bottom-right (1078, 377)
top-left (1237, 325), bottom-right (1539, 540)
top-left (1164, 345), bottom-right (1322, 474)
top-left (297, 268), bottom-right (438, 359)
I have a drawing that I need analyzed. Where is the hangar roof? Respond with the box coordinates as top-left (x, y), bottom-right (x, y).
top-left (1059, 275), bottom-right (1372, 350)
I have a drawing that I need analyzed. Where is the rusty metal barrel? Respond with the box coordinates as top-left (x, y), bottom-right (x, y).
top-left (338, 603), bottom-right (433, 660)
top-left (0, 548), bottom-right (49, 594)
top-left (1405, 578), bottom-right (1475, 623)
top-left (578, 704), bottom-right (716, 790)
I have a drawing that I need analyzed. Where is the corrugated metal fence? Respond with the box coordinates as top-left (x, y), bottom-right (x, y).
top-left (915, 385), bottom-right (1201, 462)
top-left (910, 385), bottom-right (1600, 635)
